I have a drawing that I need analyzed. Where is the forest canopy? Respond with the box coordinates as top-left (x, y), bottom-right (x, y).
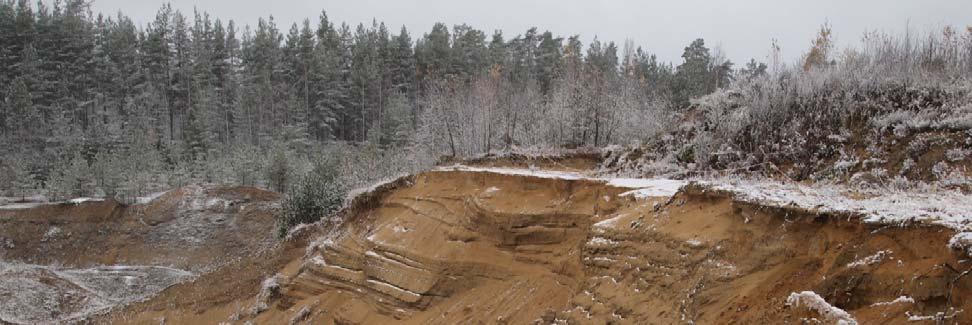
top-left (2, 0), bottom-right (971, 201)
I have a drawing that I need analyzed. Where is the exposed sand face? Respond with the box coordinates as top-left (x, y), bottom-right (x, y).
top-left (7, 167), bottom-right (970, 324)
top-left (110, 169), bottom-right (967, 324)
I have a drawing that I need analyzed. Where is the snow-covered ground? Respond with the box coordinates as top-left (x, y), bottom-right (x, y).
top-left (0, 262), bottom-right (194, 324)
top-left (705, 179), bottom-right (972, 231)
top-left (0, 197), bottom-right (105, 210)
top-left (135, 190), bottom-right (170, 204)
top-left (436, 165), bottom-right (972, 232)
top-left (435, 165), bottom-right (687, 197)
top-left (787, 291), bottom-right (858, 324)
top-left (0, 191), bottom-right (170, 210)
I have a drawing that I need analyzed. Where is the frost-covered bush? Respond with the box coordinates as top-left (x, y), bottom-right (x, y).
top-left (932, 162), bottom-right (952, 180)
top-left (278, 158), bottom-right (347, 237)
top-left (657, 27), bottom-right (972, 183)
top-left (848, 167), bottom-right (892, 189)
top-left (946, 149), bottom-right (968, 162)
top-left (900, 158), bottom-right (916, 175)
top-left (888, 176), bottom-right (912, 191)
top-left (266, 149), bottom-right (291, 193)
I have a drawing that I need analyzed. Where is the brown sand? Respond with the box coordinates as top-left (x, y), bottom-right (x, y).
top-left (99, 170), bottom-right (970, 324)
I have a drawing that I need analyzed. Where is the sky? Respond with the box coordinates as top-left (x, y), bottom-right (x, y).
top-left (84, 0), bottom-right (971, 65)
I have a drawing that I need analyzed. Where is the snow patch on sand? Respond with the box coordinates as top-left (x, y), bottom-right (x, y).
top-left (786, 291), bottom-right (857, 324)
top-left (0, 262), bottom-right (194, 324)
top-left (587, 237), bottom-right (619, 247)
top-left (593, 215), bottom-right (626, 230)
top-left (948, 232), bottom-right (972, 256)
top-left (135, 190), bottom-right (169, 204)
top-left (706, 179), bottom-right (972, 231)
top-left (871, 296), bottom-right (915, 307)
top-left (67, 197), bottom-right (105, 204)
top-left (438, 165), bottom-right (686, 198)
top-left (846, 250), bottom-right (892, 268)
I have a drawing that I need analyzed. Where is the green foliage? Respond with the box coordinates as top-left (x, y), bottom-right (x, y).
top-left (266, 149), bottom-right (291, 193)
top-left (739, 59), bottom-right (768, 81)
top-left (674, 39), bottom-right (713, 107)
top-left (229, 145), bottom-right (261, 186)
top-left (1, 155), bottom-right (34, 198)
top-left (90, 150), bottom-right (123, 198)
top-left (677, 145), bottom-right (696, 164)
top-left (48, 153), bottom-right (91, 200)
top-left (278, 158), bottom-right (346, 237)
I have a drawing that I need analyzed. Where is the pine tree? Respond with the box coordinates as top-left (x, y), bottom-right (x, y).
top-left (170, 10), bottom-right (192, 142)
top-left (308, 12), bottom-right (346, 141)
top-left (143, 4), bottom-right (174, 141)
top-left (416, 22), bottom-right (451, 83)
top-left (7, 77), bottom-right (35, 142)
top-left (487, 31), bottom-right (507, 70)
top-left (674, 38), bottom-right (712, 107)
top-left (451, 24), bottom-right (487, 78)
top-left (266, 148), bottom-right (290, 193)
top-left (535, 31), bottom-right (563, 95)
top-left (388, 26), bottom-right (417, 128)
top-left (0, 2), bottom-right (18, 99)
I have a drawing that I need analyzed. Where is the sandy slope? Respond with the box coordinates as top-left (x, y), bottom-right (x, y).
top-left (105, 167), bottom-right (971, 324)
top-left (4, 160), bottom-right (971, 324)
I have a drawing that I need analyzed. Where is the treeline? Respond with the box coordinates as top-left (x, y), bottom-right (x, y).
top-left (0, 0), bottom-right (756, 199)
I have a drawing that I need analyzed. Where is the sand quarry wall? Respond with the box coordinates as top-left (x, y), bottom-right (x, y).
top-left (95, 169), bottom-right (972, 325)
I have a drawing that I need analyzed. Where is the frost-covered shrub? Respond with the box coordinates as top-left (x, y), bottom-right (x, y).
top-left (279, 158), bottom-right (346, 237)
top-left (900, 158), bottom-right (916, 175)
top-left (266, 149), bottom-right (291, 193)
top-left (938, 169), bottom-right (971, 188)
top-left (41, 226), bottom-right (64, 242)
top-left (932, 162), bottom-right (951, 180)
top-left (936, 103), bottom-right (972, 130)
top-left (888, 176), bottom-right (912, 191)
top-left (906, 137), bottom-right (929, 158)
top-left (832, 150), bottom-right (858, 175)
top-left (850, 169), bottom-right (889, 190)
top-left (946, 149), bottom-right (968, 162)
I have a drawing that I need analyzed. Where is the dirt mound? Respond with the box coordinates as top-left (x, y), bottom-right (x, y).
top-left (104, 169), bottom-right (972, 324)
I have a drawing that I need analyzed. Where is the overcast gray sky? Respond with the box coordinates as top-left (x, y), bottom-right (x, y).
top-left (86, 0), bottom-right (970, 65)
